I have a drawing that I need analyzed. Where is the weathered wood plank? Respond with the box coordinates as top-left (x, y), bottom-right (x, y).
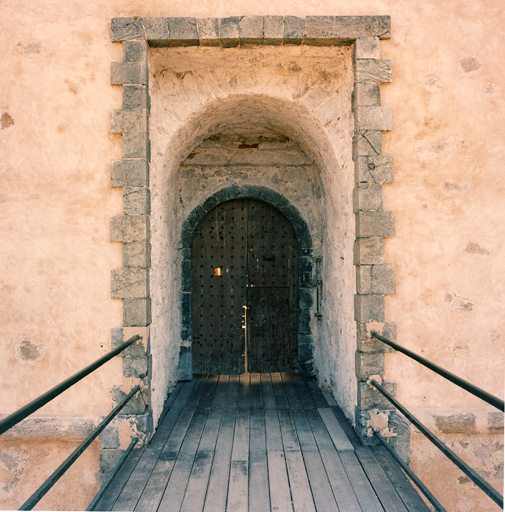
top-left (272, 372), bottom-right (290, 409)
top-left (198, 374), bottom-right (219, 408)
top-left (284, 450), bottom-right (316, 512)
top-left (185, 375), bottom-right (209, 407)
top-left (260, 372), bottom-right (277, 409)
top-left (291, 372), bottom-right (316, 409)
top-left (318, 408), bottom-right (354, 452)
top-left (132, 407), bottom-right (197, 512)
top-left (94, 448), bottom-right (143, 511)
top-left (249, 408), bottom-right (270, 512)
top-left (322, 389), bottom-right (338, 407)
top-left (180, 408), bottom-right (223, 512)
top-left (305, 409), bottom-right (362, 512)
top-left (250, 372), bottom-right (263, 409)
top-left (267, 451), bottom-right (293, 512)
top-left (354, 446), bottom-right (409, 512)
top-left (303, 377), bottom-right (329, 409)
top-left (211, 374), bottom-right (230, 408)
top-left (238, 372), bottom-right (251, 409)
top-left (227, 408), bottom-right (250, 511)
top-left (203, 408), bottom-right (237, 512)
top-left (372, 445), bottom-right (431, 512)
top-left (227, 374), bottom-right (240, 407)
top-left (157, 408), bottom-right (209, 512)
top-left (281, 372), bottom-right (303, 410)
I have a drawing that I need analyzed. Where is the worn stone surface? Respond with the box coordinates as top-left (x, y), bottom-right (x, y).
top-left (352, 130), bottom-right (382, 158)
top-left (355, 106), bottom-right (393, 131)
top-left (122, 85), bottom-right (149, 109)
top-left (111, 159), bottom-right (149, 187)
top-left (284, 16), bottom-right (304, 44)
top-left (141, 18), bottom-right (169, 45)
top-left (356, 322), bottom-right (396, 353)
top-left (196, 18), bottom-right (219, 46)
top-left (357, 381), bottom-right (397, 410)
top-left (354, 37), bottom-right (380, 59)
top-left (110, 215), bottom-right (150, 242)
top-left (352, 83), bottom-right (381, 110)
top-left (123, 356), bottom-right (148, 379)
top-left (122, 41), bottom-right (148, 63)
top-left (434, 412), bottom-right (477, 434)
top-left (354, 59), bottom-right (392, 83)
top-left (355, 155), bottom-right (393, 184)
top-left (168, 18), bottom-right (199, 47)
top-left (354, 294), bottom-right (385, 322)
top-left (111, 18), bottom-right (144, 42)
top-left (111, 268), bottom-right (149, 299)
top-left (355, 211), bottom-right (394, 238)
top-left (111, 108), bottom-right (148, 134)
top-left (123, 298), bottom-right (152, 326)
top-left (123, 187), bottom-right (150, 215)
top-left (111, 61), bottom-right (148, 85)
top-left (239, 16), bottom-right (264, 46)
top-left (123, 131), bottom-right (150, 160)
top-left (264, 16), bottom-right (284, 45)
top-left (123, 242), bottom-right (151, 268)
top-left (219, 17), bottom-right (240, 47)
top-left (354, 237), bottom-right (384, 265)
top-left (353, 183), bottom-right (383, 212)
top-left (355, 351), bottom-right (385, 381)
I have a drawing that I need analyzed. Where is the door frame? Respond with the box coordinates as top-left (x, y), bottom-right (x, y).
top-left (178, 185), bottom-right (317, 380)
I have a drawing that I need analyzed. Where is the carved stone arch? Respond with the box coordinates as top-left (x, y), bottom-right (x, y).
top-left (178, 185), bottom-right (317, 380)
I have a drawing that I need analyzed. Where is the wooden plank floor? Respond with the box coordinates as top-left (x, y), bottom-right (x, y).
top-left (95, 373), bottom-right (429, 512)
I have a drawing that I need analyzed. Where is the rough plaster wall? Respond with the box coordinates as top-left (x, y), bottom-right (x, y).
top-left (149, 46), bottom-right (357, 423)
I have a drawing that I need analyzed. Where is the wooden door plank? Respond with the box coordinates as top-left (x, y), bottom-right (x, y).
top-left (305, 409), bottom-right (362, 512)
top-left (211, 374), bottom-right (230, 408)
top-left (227, 408), bottom-right (250, 512)
top-left (271, 372), bottom-right (289, 409)
top-left (260, 373), bottom-right (276, 409)
top-left (250, 372), bottom-right (263, 409)
top-left (132, 407), bottom-right (197, 512)
top-left (249, 408), bottom-right (270, 512)
top-left (157, 408), bottom-right (209, 512)
top-left (238, 372), bottom-right (251, 409)
top-left (291, 409), bottom-right (338, 511)
top-left (94, 448), bottom-right (143, 511)
top-left (339, 451), bottom-right (385, 512)
top-left (318, 408), bottom-right (354, 452)
top-left (291, 373), bottom-right (316, 410)
top-left (303, 378), bottom-right (330, 409)
top-left (281, 372), bottom-right (303, 410)
top-left (203, 408), bottom-right (237, 512)
top-left (180, 408), bottom-right (224, 512)
top-left (354, 446), bottom-right (409, 512)
top-left (372, 445), bottom-right (431, 512)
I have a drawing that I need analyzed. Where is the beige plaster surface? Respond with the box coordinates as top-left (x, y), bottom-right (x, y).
top-left (1, 0), bottom-right (504, 510)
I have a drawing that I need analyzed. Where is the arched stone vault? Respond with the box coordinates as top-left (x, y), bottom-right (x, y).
top-left (108, 15), bottom-right (399, 458)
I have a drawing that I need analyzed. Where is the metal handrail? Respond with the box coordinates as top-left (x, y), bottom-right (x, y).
top-left (19, 386), bottom-right (140, 511)
top-left (370, 379), bottom-right (503, 508)
top-left (0, 335), bottom-right (141, 436)
top-left (371, 332), bottom-right (504, 411)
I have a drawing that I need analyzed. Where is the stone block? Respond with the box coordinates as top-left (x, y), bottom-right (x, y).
top-left (111, 385), bottom-right (148, 414)
top-left (299, 287), bottom-right (315, 309)
top-left (123, 187), bottom-right (150, 215)
top-left (388, 411), bottom-right (410, 463)
top-left (111, 18), bottom-right (144, 42)
top-left (355, 106), bottom-right (393, 132)
top-left (180, 205), bottom-right (207, 247)
top-left (123, 242), bottom-right (151, 268)
top-left (355, 155), bottom-right (393, 184)
top-left (352, 130), bottom-right (382, 159)
top-left (299, 358), bottom-right (315, 377)
top-left (355, 59), bottom-right (392, 83)
top-left (300, 257), bottom-right (317, 287)
top-left (110, 215), bottom-right (150, 242)
top-left (304, 16), bottom-right (340, 45)
top-left (111, 62), bottom-right (148, 86)
top-left (354, 237), bottom-right (384, 265)
top-left (111, 326), bottom-right (147, 356)
top-left (122, 41), bottom-right (148, 63)
top-left (123, 298), bottom-right (151, 326)
top-left (357, 381), bottom-right (397, 410)
top-left (354, 37), bottom-right (380, 59)
top-left (111, 159), bottom-right (149, 188)
top-left (168, 17), bottom-right (199, 47)
top-left (357, 322), bottom-right (396, 353)
top-left (123, 356), bottom-right (148, 379)
top-left (353, 184), bottom-right (383, 212)
top-left (111, 268), bottom-right (149, 299)
top-left (298, 334), bottom-right (314, 361)
top-left (123, 131), bottom-right (150, 160)
top-left (304, 16), bottom-right (390, 44)
top-left (141, 17), bottom-right (169, 46)
top-left (177, 346), bottom-right (193, 381)
top-left (181, 292), bottom-right (191, 329)
top-left (264, 16), bottom-right (284, 45)
top-left (298, 309), bottom-right (311, 334)
top-left (181, 259), bottom-right (191, 293)
top-left (352, 83), bottom-right (380, 111)
top-left (111, 108), bottom-right (148, 134)
top-left (123, 326), bottom-right (150, 355)
top-left (111, 327), bottom-right (124, 351)
top-left (239, 16), bottom-right (264, 46)
top-left (197, 18), bottom-right (219, 46)
top-left (284, 16), bottom-right (304, 45)
top-left (123, 85), bottom-right (149, 109)
top-left (355, 211), bottom-right (394, 238)
top-left (219, 17), bottom-right (240, 48)
top-left (354, 294), bottom-right (385, 322)
top-left (355, 351), bottom-right (385, 381)
top-left (434, 413), bottom-right (477, 434)
top-left (488, 412), bottom-right (504, 433)
top-left (357, 265), bottom-right (395, 295)
top-left (99, 422), bottom-right (120, 449)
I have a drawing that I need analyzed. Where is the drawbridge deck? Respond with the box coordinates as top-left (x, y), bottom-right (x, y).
top-left (95, 373), bottom-right (429, 512)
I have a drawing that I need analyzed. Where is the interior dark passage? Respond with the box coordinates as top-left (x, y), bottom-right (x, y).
top-left (192, 199), bottom-right (299, 374)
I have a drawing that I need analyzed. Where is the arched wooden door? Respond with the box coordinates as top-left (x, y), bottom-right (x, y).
top-left (192, 199), bottom-right (298, 374)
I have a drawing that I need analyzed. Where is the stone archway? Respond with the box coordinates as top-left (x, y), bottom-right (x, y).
top-left (178, 186), bottom-right (316, 380)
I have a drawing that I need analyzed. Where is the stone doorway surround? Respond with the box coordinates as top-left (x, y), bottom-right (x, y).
top-left (107, 15), bottom-right (401, 460)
